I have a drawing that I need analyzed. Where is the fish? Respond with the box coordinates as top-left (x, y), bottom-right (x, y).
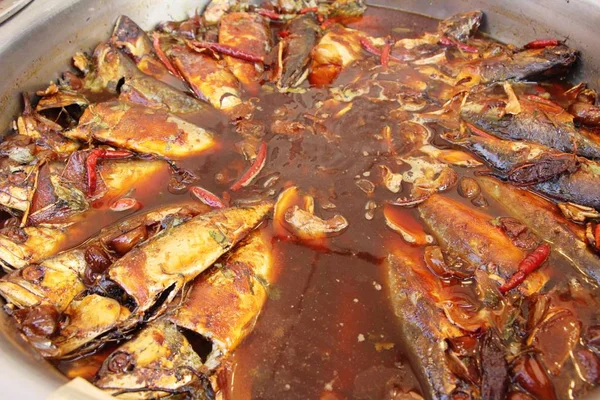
top-left (35, 202), bottom-right (272, 358)
top-left (477, 176), bottom-right (600, 284)
top-left (458, 45), bottom-right (578, 84)
top-left (278, 14), bottom-right (320, 89)
top-left (63, 101), bottom-right (215, 159)
top-left (309, 26), bottom-right (364, 86)
top-left (0, 202), bottom-right (208, 310)
top-left (0, 159), bottom-right (171, 269)
top-left (108, 202), bottom-right (273, 320)
top-left (168, 230), bottom-right (273, 368)
top-left (95, 320), bottom-right (210, 399)
top-left (170, 45), bottom-right (242, 110)
top-left (448, 133), bottom-right (600, 210)
top-left (385, 248), bottom-right (465, 400)
top-left (419, 194), bottom-right (547, 295)
top-left (218, 12), bottom-right (271, 91)
top-left (460, 95), bottom-right (600, 159)
top-left (78, 43), bottom-right (207, 114)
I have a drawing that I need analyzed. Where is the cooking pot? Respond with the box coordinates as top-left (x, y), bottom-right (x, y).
top-left (0, 0), bottom-right (599, 398)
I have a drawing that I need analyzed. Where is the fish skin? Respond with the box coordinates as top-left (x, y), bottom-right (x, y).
top-left (168, 230), bottom-right (273, 369)
top-left (279, 14), bottom-right (320, 89)
top-left (461, 97), bottom-right (600, 160)
top-left (475, 45), bottom-right (578, 83)
top-left (109, 202), bottom-right (274, 318)
top-left (95, 320), bottom-right (208, 399)
top-left (64, 101), bottom-right (215, 159)
top-left (477, 176), bottom-right (600, 284)
top-left (450, 135), bottom-right (600, 209)
top-left (385, 250), bottom-right (463, 400)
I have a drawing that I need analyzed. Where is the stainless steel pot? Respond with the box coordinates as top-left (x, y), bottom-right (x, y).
top-left (0, 0), bottom-right (599, 398)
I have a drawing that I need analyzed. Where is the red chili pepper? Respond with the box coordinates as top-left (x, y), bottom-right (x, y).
top-left (360, 37), bottom-right (402, 64)
top-left (523, 39), bottom-right (560, 49)
top-left (86, 149), bottom-right (132, 195)
top-left (320, 16), bottom-right (342, 30)
top-left (152, 32), bottom-right (184, 79)
top-left (190, 186), bottom-right (226, 208)
top-left (499, 243), bottom-right (551, 294)
top-left (299, 6), bottom-right (318, 14)
top-left (257, 9), bottom-right (283, 19)
top-left (522, 94), bottom-right (564, 111)
top-left (230, 141), bottom-right (268, 191)
top-left (594, 224), bottom-right (600, 250)
top-left (465, 123), bottom-right (497, 140)
top-left (278, 30), bottom-right (290, 38)
top-left (439, 35), bottom-right (478, 53)
top-left (360, 37), bottom-right (381, 57)
top-left (381, 39), bottom-right (392, 67)
top-left (187, 41), bottom-right (264, 63)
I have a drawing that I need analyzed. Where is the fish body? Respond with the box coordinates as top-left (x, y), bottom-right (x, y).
top-left (279, 14), bottom-right (320, 89)
top-left (218, 12), bottom-right (271, 91)
top-left (419, 194), bottom-right (547, 294)
top-left (461, 97), bottom-right (600, 159)
top-left (458, 45), bottom-right (578, 84)
top-left (64, 101), bottom-right (215, 159)
top-left (451, 134), bottom-right (600, 209)
top-left (170, 46), bottom-right (242, 110)
top-left (385, 250), bottom-right (463, 400)
top-left (109, 202), bottom-right (273, 318)
top-left (477, 176), bottom-right (600, 283)
top-left (169, 230), bottom-right (273, 368)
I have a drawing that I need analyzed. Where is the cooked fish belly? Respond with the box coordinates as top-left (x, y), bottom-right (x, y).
top-left (64, 101), bottom-right (215, 159)
top-left (109, 202), bottom-right (273, 316)
top-left (169, 230), bottom-right (273, 367)
top-left (0, 249), bottom-right (85, 310)
top-left (95, 320), bottom-right (206, 399)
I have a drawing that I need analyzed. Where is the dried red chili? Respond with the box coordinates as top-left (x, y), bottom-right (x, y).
top-left (152, 32), bottom-right (183, 79)
top-left (187, 40), bottom-right (264, 63)
top-left (230, 141), bottom-right (268, 191)
top-left (523, 39), bottom-right (560, 49)
top-left (86, 149), bottom-right (132, 195)
top-left (499, 243), bottom-right (551, 293)
top-left (190, 186), bottom-right (226, 208)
